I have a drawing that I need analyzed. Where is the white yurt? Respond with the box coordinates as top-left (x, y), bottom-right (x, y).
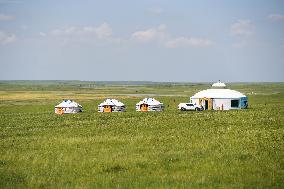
top-left (98, 99), bottom-right (126, 112)
top-left (136, 98), bottom-right (164, 112)
top-left (55, 100), bottom-right (83, 114)
top-left (190, 82), bottom-right (248, 110)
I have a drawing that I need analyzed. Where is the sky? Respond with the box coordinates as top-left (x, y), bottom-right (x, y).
top-left (0, 0), bottom-right (284, 82)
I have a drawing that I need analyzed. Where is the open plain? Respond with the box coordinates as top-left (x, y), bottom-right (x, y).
top-left (0, 81), bottom-right (283, 188)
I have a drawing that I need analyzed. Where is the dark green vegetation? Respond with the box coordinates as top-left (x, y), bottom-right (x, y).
top-left (0, 81), bottom-right (283, 188)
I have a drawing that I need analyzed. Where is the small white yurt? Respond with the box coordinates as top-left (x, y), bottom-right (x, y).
top-left (190, 82), bottom-right (248, 110)
top-left (98, 99), bottom-right (126, 112)
top-left (136, 98), bottom-right (164, 112)
top-left (55, 100), bottom-right (82, 114)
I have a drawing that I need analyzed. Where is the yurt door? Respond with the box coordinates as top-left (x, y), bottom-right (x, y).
top-left (104, 105), bottom-right (112, 112)
top-left (204, 100), bottom-right (208, 110)
top-left (141, 104), bottom-right (148, 112)
top-left (56, 108), bottom-right (64, 114)
top-left (201, 98), bottom-right (213, 110)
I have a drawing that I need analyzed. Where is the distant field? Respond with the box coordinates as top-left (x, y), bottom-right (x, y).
top-left (0, 81), bottom-right (283, 188)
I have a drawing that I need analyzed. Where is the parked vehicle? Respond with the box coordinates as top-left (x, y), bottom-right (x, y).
top-left (178, 103), bottom-right (203, 111)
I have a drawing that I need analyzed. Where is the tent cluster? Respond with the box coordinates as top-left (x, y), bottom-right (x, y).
top-left (54, 98), bottom-right (164, 114)
top-left (54, 81), bottom-right (248, 114)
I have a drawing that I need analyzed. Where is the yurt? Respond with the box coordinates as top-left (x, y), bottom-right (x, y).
top-left (190, 82), bottom-right (248, 110)
top-left (55, 100), bottom-right (82, 114)
top-left (136, 98), bottom-right (164, 112)
top-left (98, 99), bottom-right (126, 112)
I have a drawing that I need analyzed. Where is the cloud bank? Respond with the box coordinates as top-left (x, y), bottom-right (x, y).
top-left (0, 13), bottom-right (15, 21)
top-left (49, 23), bottom-right (112, 39)
top-left (268, 14), bottom-right (284, 22)
top-left (41, 23), bottom-right (213, 48)
top-left (131, 25), bottom-right (213, 48)
top-left (230, 20), bottom-right (254, 37)
top-left (0, 31), bottom-right (16, 44)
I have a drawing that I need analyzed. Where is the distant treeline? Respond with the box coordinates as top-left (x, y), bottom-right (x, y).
top-left (0, 80), bottom-right (206, 86)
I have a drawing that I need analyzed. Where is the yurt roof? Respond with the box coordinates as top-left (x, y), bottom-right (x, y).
top-left (99, 99), bottom-right (125, 106)
top-left (55, 100), bottom-right (82, 108)
top-left (136, 98), bottom-right (163, 106)
top-left (191, 89), bottom-right (246, 99)
top-left (212, 81), bottom-right (226, 88)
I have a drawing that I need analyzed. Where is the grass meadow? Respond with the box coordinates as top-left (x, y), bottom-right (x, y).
top-left (0, 81), bottom-right (283, 188)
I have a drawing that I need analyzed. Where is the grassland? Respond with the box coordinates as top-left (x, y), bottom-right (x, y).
top-left (0, 81), bottom-right (283, 188)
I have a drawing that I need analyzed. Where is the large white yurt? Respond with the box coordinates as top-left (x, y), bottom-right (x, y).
top-left (55, 100), bottom-right (83, 114)
top-left (98, 99), bottom-right (126, 112)
top-left (190, 82), bottom-right (248, 110)
top-left (136, 98), bottom-right (164, 112)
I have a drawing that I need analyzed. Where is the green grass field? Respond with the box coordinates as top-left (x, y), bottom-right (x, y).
top-left (0, 81), bottom-right (283, 188)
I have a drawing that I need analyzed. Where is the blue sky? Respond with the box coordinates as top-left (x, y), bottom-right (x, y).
top-left (0, 0), bottom-right (283, 82)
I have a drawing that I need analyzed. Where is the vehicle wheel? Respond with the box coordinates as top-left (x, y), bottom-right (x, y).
top-left (181, 107), bottom-right (186, 111)
top-left (195, 108), bottom-right (199, 111)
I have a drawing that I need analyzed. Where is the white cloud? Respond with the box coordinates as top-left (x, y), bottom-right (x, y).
top-left (230, 20), bottom-right (254, 37)
top-left (42, 23), bottom-right (122, 45)
top-left (268, 14), bottom-right (284, 22)
top-left (93, 23), bottom-right (112, 39)
top-left (147, 8), bottom-right (164, 15)
top-left (131, 25), bottom-right (213, 48)
top-left (131, 24), bottom-right (167, 43)
top-left (0, 31), bottom-right (16, 44)
top-left (50, 26), bottom-right (78, 36)
top-left (132, 29), bottom-right (157, 43)
top-left (39, 32), bottom-right (47, 37)
top-left (0, 13), bottom-right (15, 21)
top-left (165, 37), bottom-right (213, 48)
top-left (49, 23), bottom-right (112, 39)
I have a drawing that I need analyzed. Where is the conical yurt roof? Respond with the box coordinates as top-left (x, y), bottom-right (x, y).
top-left (212, 81), bottom-right (226, 88)
top-left (99, 99), bottom-right (125, 106)
top-left (191, 89), bottom-right (246, 99)
top-left (136, 98), bottom-right (163, 106)
top-left (55, 100), bottom-right (82, 108)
